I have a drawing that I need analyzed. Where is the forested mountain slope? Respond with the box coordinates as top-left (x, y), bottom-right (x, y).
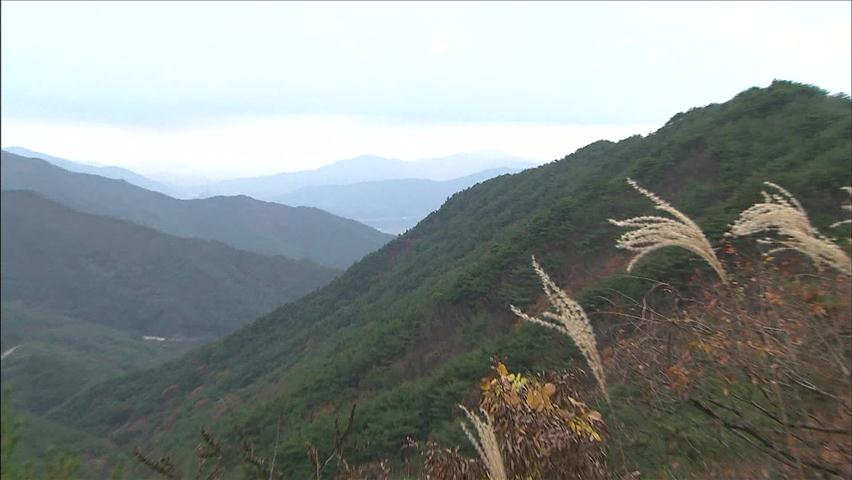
top-left (1, 190), bottom-right (338, 337)
top-left (2, 146), bottom-right (180, 197)
top-left (0, 154), bottom-right (393, 268)
top-left (53, 82), bottom-right (852, 475)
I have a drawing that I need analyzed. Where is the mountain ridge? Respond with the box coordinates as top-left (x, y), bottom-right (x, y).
top-left (2, 146), bottom-right (181, 197)
top-left (0, 152), bottom-right (393, 268)
top-left (193, 151), bottom-right (536, 199)
top-left (1, 189), bottom-right (340, 426)
top-left (0, 189), bottom-right (340, 337)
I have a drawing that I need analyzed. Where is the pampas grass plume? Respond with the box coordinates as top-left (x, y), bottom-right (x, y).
top-left (459, 406), bottom-right (507, 480)
top-left (510, 256), bottom-right (609, 402)
top-left (729, 182), bottom-right (851, 276)
top-left (609, 178), bottom-right (727, 283)
top-left (830, 186), bottom-right (851, 229)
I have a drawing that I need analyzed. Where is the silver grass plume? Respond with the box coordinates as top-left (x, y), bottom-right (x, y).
top-left (510, 256), bottom-right (609, 402)
top-left (728, 182), bottom-right (851, 276)
top-left (459, 406), bottom-right (507, 480)
top-left (829, 186), bottom-right (852, 229)
top-left (609, 178), bottom-right (727, 283)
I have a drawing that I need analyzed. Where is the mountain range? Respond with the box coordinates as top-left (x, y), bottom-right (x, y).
top-left (190, 151), bottom-right (536, 199)
top-left (0, 151), bottom-right (393, 269)
top-left (273, 167), bottom-right (523, 233)
top-left (2, 146), bottom-right (181, 197)
top-left (3, 148), bottom-right (536, 234)
top-left (1, 190), bottom-right (339, 338)
top-left (49, 82), bottom-right (852, 476)
top-left (1, 190), bottom-right (341, 418)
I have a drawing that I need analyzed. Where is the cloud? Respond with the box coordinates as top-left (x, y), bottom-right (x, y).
top-left (2, 2), bottom-right (847, 127)
top-left (430, 33), bottom-right (452, 55)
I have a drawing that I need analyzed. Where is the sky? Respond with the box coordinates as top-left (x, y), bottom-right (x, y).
top-left (1, 1), bottom-right (850, 178)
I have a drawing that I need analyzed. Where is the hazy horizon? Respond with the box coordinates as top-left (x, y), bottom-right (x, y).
top-left (2, 146), bottom-right (541, 183)
top-left (2, 1), bottom-right (849, 177)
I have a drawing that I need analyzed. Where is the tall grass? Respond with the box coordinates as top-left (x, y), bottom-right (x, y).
top-left (728, 182), bottom-right (851, 276)
top-left (510, 256), bottom-right (608, 402)
top-left (609, 178), bottom-right (727, 283)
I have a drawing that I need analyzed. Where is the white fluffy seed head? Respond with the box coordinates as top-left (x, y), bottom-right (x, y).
top-left (459, 406), bottom-right (507, 480)
top-left (830, 186), bottom-right (852, 228)
top-left (609, 178), bottom-right (727, 283)
top-left (510, 256), bottom-right (609, 402)
top-left (729, 182), bottom-right (851, 277)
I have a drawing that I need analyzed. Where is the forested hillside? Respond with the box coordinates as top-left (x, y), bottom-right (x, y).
top-left (3, 146), bottom-right (180, 197)
top-left (1, 190), bottom-right (340, 428)
top-left (1, 190), bottom-right (339, 337)
top-left (52, 82), bottom-right (852, 476)
top-left (0, 154), bottom-right (393, 268)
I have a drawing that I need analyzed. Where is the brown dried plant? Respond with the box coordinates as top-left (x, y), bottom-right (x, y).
top-left (479, 364), bottom-right (608, 480)
top-left (728, 182), bottom-right (851, 276)
top-left (423, 362), bottom-right (607, 480)
top-left (607, 252), bottom-right (852, 479)
top-left (510, 255), bottom-right (608, 401)
top-left (609, 178), bottom-right (727, 283)
top-left (420, 441), bottom-right (488, 479)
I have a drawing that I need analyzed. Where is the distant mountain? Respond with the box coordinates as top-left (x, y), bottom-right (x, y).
top-left (193, 151), bottom-right (536, 200)
top-left (0, 151), bottom-right (393, 268)
top-left (2, 146), bottom-right (181, 197)
top-left (274, 167), bottom-right (523, 233)
top-left (0, 190), bottom-right (339, 337)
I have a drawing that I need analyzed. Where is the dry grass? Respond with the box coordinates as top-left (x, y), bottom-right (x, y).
top-left (728, 182), bottom-right (851, 276)
top-left (830, 186), bottom-right (851, 228)
top-left (458, 406), bottom-right (507, 480)
top-left (609, 178), bottom-right (727, 283)
top-left (607, 252), bottom-right (852, 479)
top-left (510, 255), bottom-right (608, 402)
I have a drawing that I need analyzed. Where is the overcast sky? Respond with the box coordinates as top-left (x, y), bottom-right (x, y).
top-left (2, 1), bottom-right (849, 178)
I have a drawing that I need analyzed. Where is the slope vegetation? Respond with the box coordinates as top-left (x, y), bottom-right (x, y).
top-left (1, 190), bottom-right (338, 337)
top-left (1, 301), bottom-right (186, 416)
top-left (53, 82), bottom-right (852, 474)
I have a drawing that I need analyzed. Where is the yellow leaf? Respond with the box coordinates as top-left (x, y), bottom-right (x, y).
top-left (511, 374), bottom-right (527, 392)
top-left (527, 390), bottom-right (543, 411)
top-left (497, 362), bottom-right (509, 377)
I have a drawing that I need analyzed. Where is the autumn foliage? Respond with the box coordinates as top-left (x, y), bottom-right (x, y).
top-left (422, 362), bottom-right (607, 480)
